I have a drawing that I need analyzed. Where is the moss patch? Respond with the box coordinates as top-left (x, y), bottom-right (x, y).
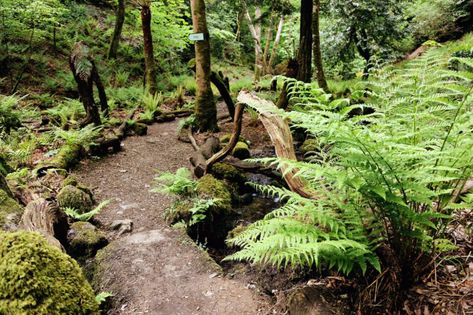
top-left (0, 189), bottom-right (23, 229)
top-left (210, 162), bottom-right (247, 184)
top-left (0, 231), bottom-right (99, 314)
top-left (57, 185), bottom-right (94, 214)
top-left (232, 141), bottom-right (250, 160)
top-left (68, 222), bottom-right (108, 258)
top-left (196, 174), bottom-right (232, 212)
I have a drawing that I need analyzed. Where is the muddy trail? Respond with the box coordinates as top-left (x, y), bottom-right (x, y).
top-left (75, 120), bottom-right (268, 315)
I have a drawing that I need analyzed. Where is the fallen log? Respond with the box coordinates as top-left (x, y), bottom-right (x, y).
top-left (189, 136), bottom-right (220, 178)
top-left (20, 198), bottom-right (67, 251)
top-left (237, 91), bottom-right (318, 199)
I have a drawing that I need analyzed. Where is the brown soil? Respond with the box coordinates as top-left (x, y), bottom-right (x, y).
top-left (74, 120), bottom-right (269, 315)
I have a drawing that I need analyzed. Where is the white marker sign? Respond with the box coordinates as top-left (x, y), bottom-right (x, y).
top-left (189, 33), bottom-right (205, 41)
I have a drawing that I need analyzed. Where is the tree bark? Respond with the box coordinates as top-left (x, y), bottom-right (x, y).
top-left (296, 0), bottom-right (313, 83)
top-left (108, 0), bottom-right (125, 59)
top-left (190, 0), bottom-right (217, 131)
top-left (141, 4), bottom-right (158, 94)
top-left (262, 14), bottom-right (274, 74)
top-left (268, 16), bottom-right (284, 74)
top-left (210, 71), bottom-right (235, 119)
top-left (0, 173), bottom-right (12, 198)
top-left (69, 42), bottom-right (108, 126)
top-left (243, 0), bottom-right (263, 82)
top-left (312, 0), bottom-right (328, 91)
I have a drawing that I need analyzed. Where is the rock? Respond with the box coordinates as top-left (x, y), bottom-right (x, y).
top-left (219, 133), bottom-right (246, 145)
top-left (232, 141), bottom-right (251, 160)
top-left (0, 189), bottom-right (23, 231)
top-left (210, 162), bottom-right (247, 185)
top-left (0, 231), bottom-right (99, 314)
top-left (57, 185), bottom-right (94, 214)
top-left (196, 174), bottom-right (232, 212)
top-left (110, 219), bottom-right (133, 235)
top-left (287, 286), bottom-right (343, 315)
top-left (127, 122), bottom-right (148, 136)
top-left (68, 221), bottom-right (108, 258)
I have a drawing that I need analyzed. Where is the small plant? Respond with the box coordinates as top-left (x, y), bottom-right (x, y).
top-left (95, 291), bottom-right (113, 305)
top-left (140, 91), bottom-right (163, 121)
top-left (0, 94), bottom-right (22, 133)
top-left (63, 200), bottom-right (110, 222)
top-left (53, 124), bottom-right (102, 149)
top-left (152, 167), bottom-right (196, 196)
top-left (114, 70), bottom-right (130, 88)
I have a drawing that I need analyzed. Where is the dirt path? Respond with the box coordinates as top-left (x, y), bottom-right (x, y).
top-left (75, 121), bottom-right (267, 315)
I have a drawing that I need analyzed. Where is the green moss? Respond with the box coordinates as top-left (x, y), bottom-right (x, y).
top-left (0, 231), bottom-right (100, 314)
top-left (196, 174), bottom-right (232, 212)
top-left (219, 134), bottom-right (246, 145)
top-left (57, 185), bottom-right (94, 214)
top-left (68, 222), bottom-right (108, 258)
top-left (62, 175), bottom-right (79, 188)
top-left (232, 141), bottom-right (250, 160)
top-left (300, 138), bottom-right (319, 155)
top-left (210, 162), bottom-right (247, 184)
top-left (0, 189), bottom-right (23, 228)
top-left (166, 200), bottom-right (193, 224)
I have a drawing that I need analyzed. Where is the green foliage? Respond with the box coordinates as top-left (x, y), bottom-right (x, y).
top-left (95, 291), bottom-right (113, 305)
top-left (0, 94), bottom-right (22, 133)
top-left (0, 231), bottom-right (99, 314)
top-left (153, 167), bottom-right (196, 197)
top-left (140, 91), bottom-right (163, 121)
top-left (63, 200), bottom-right (110, 222)
top-left (53, 124), bottom-right (102, 149)
top-left (227, 46), bottom-right (472, 278)
top-left (46, 98), bottom-right (85, 127)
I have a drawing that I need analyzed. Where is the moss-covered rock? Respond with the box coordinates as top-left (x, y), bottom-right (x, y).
top-left (62, 175), bottom-right (79, 188)
top-left (0, 189), bottom-right (23, 231)
top-left (219, 133), bottom-right (247, 145)
top-left (0, 231), bottom-right (100, 314)
top-left (232, 141), bottom-right (251, 160)
top-left (68, 222), bottom-right (108, 258)
top-left (57, 185), bottom-right (94, 214)
top-left (210, 162), bottom-right (247, 184)
top-left (196, 174), bottom-right (232, 212)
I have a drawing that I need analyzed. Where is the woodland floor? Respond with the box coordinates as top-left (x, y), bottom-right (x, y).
top-left (74, 119), bottom-right (269, 315)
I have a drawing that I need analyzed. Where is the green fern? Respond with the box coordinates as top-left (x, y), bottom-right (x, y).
top-left (152, 167), bottom-right (196, 197)
top-left (63, 200), bottom-right (110, 222)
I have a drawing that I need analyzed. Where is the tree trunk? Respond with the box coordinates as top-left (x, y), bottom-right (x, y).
top-left (190, 0), bottom-right (217, 131)
top-left (0, 173), bottom-right (12, 198)
top-left (108, 0), bottom-right (125, 59)
top-left (312, 0), bottom-right (328, 91)
top-left (141, 4), bottom-right (157, 94)
top-left (268, 16), bottom-right (284, 74)
top-left (296, 0), bottom-right (313, 83)
top-left (243, 0), bottom-right (263, 82)
top-left (210, 71), bottom-right (235, 119)
top-left (354, 29), bottom-right (372, 79)
top-left (262, 14), bottom-right (274, 74)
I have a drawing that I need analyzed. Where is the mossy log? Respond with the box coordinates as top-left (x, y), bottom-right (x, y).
top-left (20, 198), bottom-right (67, 251)
top-left (237, 91), bottom-right (318, 199)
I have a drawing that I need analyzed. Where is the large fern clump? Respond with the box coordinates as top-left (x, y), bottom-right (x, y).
top-left (226, 46), bottom-right (472, 280)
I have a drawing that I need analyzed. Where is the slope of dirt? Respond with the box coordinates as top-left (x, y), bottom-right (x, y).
top-left (75, 120), bottom-right (268, 315)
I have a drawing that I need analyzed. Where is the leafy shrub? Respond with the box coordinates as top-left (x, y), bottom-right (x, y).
top-left (0, 94), bottom-right (22, 133)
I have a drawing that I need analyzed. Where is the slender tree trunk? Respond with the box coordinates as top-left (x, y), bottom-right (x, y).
top-left (108, 0), bottom-right (125, 59)
top-left (296, 0), bottom-right (313, 83)
top-left (312, 0), bottom-right (328, 91)
top-left (268, 16), bottom-right (284, 74)
top-left (354, 30), bottom-right (372, 79)
top-left (141, 4), bottom-right (157, 94)
top-left (262, 14), bottom-right (274, 74)
top-left (243, 0), bottom-right (263, 82)
top-left (190, 0), bottom-right (217, 131)
top-left (0, 173), bottom-right (12, 198)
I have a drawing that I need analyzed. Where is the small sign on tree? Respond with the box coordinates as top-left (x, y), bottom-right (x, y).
top-left (189, 33), bottom-right (205, 41)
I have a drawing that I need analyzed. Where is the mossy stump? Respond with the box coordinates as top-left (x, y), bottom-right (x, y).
top-left (0, 231), bottom-right (99, 314)
top-left (0, 189), bottom-right (23, 231)
top-left (232, 141), bottom-right (250, 160)
top-left (68, 222), bottom-right (108, 258)
top-left (57, 185), bottom-right (94, 214)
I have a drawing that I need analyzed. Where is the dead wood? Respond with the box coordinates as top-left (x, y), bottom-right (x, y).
top-left (210, 71), bottom-right (235, 119)
top-left (20, 198), bottom-right (66, 251)
top-left (205, 103), bottom-right (245, 173)
top-left (189, 136), bottom-right (220, 178)
top-left (237, 91), bottom-right (318, 199)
